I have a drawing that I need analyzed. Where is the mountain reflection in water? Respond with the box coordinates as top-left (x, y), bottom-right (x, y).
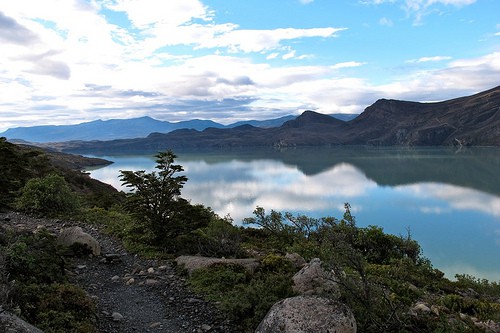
top-left (85, 146), bottom-right (500, 281)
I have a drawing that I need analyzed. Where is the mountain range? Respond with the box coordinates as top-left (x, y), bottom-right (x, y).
top-left (4, 86), bottom-right (499, 152)
top-left (47, 85), bottom-right (500, 154)
top-left (1, 114), bottom-right (360, 143)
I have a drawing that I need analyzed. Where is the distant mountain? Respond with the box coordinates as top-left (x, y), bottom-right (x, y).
top-left (330, 113), bottom-right (359, 122)
top-left (1, 115), bottom-right (306, 143)
top-left (225, 114), bottom-right (357, 128)
top-left (34, 85), bottom-right (500, 152)
top-left (0, 116), bottom-right (225, 143)
top-left (226, 115), bottom-right (296, 128)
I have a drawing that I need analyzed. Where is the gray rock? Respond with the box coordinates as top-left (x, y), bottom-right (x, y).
top-left (411, 302), bottom-right (431, 315)
top-left (0, 307), bottom-right (44, 333)
top-left (256, 296), bottom-right (357, 333)
top-left (292, 258), bottom-right (340, 297)
top-left (285, 253), bottom-right (306, 269)
top-left (57, 226), bottom-right (101, 256)
top-left (475, 319), bottom-right (500, 333)
top-left (175, 255), bottom-right (258, 274)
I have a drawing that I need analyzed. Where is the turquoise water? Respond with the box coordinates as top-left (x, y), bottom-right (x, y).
top-left (85, 146), bottom-right (500, 281)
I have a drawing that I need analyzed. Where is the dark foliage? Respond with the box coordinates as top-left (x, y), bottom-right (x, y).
top-left (119, 151), bottom-right (213, 254)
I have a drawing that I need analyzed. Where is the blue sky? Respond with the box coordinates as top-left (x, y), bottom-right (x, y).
top-left (0, 0), bottom-right (499, 131)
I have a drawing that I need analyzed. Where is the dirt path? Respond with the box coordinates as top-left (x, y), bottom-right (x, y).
top-left (1, 212), bottom-right (237, 333)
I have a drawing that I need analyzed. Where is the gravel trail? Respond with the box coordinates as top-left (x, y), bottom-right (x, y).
top-left (1, 212), bottom-right (237, 333)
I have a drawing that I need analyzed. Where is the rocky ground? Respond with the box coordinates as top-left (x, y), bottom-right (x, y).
top-left (1, 212), bottom-right (237, 333)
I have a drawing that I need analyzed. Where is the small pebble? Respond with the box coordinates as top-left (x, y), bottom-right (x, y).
top-left (150, 322), bottom-right (162, 328)
top-left (112, 312), bottom-right (124, 322)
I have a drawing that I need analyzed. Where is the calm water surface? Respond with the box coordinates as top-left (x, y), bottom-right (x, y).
top-left (85, 146), bottom-right (500, 281)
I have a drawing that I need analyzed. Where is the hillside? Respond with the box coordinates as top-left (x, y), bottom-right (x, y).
top-left (0, 138), bottom-right (119, 211)
top-left (343, 85), bottom-right (500, 146)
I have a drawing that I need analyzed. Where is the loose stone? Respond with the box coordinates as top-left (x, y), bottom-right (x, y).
top-left (111, 312), bottom-right (124, 322)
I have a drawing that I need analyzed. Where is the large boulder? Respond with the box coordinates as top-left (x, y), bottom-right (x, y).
top-left (292, 258), bottom-right (339, 297)
top-left (256, 296), bottom-right (357, 333)
top-left (57, 226), bottom-right (101, 256)
top-left (175, 255), bottom-right (258, 274)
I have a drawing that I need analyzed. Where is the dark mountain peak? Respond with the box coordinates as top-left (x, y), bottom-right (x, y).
top-left (363, 98), bottom-right (423, 117)
top-left (282, 110), bottom-right (345, 128)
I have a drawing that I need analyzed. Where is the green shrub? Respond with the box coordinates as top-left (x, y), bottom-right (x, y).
top-left (16, 283), bottom-right (96, 333)
top-left (16, 174), bottom-right (80, 218)
top-left (188, 256), bottom-right (295, 332)
top-left (195, 216), bottom-right (243, 257)
top-left (454, 274), bottom-right (500, 298)
top-left (5, 230), bottom-right (65, 284)
top-left (78, 206), bottom-right (133, 237)
top-left (0, 250), bottom-right (12, 308)
top-left (1, 228), bottom-right (97, 332)
top-left (190, 263), bottom-right (249, 300)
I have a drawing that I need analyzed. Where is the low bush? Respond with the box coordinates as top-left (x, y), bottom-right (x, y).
top-left (195, 216), bottom-right (243, 258)
top-left (5, 229), bottom-right (65, 284)
top-left (16, 174), bottom-right (80, 218)
top-left (188, 254), bottom-right (296, 332)
top-left (16, 283), bottom-right (96, 333)
top-left (1, 228), bottom-right (97, 332)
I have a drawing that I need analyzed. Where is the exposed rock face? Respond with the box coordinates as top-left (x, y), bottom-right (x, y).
top-left (255, 296), bottom-right (357, 333)
top-left (292, 258), bottom-right (339, 297)
top-left (0, 307), bottom-right (44, 333)
top-left (175, 255), bottom-right (259, 274)
top-left (57, 226), bottom-right (101, 256)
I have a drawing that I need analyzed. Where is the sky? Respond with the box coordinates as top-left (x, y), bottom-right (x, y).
top-left (0, 0), bottom-right (499, 132)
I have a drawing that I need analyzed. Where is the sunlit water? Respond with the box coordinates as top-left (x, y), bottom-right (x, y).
top-left (84, 146), bottom-right (500, 281)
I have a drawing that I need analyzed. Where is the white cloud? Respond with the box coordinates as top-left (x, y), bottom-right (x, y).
top-left (282, 50), bottom-right (296, 60)
top-left (196, 27), bottom-right (345, 53)
top-left (106, 0), bottom-right (212, 28)
top-left (330, 61), bottom-right (366, 70)
top-left (266, 53), bottom-right (279, 60)
top-left (299, 0), bottom-right (314, 4)
top-left (406, 55), bottom-right (452, 63)
top-left (379, 17), bottom-right (394, 26)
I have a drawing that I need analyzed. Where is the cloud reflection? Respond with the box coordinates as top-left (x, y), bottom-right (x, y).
top-left (396, 183), bottom-right (500, 218)
top-left (182, 160), bottom-right (376, 222)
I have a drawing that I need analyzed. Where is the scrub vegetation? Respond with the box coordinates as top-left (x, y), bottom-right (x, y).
top-left (0, 138), bottom-right (498, 332)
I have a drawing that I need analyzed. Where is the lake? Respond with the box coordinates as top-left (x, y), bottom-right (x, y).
top-left (84, 146), bottom-right (500, 281)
